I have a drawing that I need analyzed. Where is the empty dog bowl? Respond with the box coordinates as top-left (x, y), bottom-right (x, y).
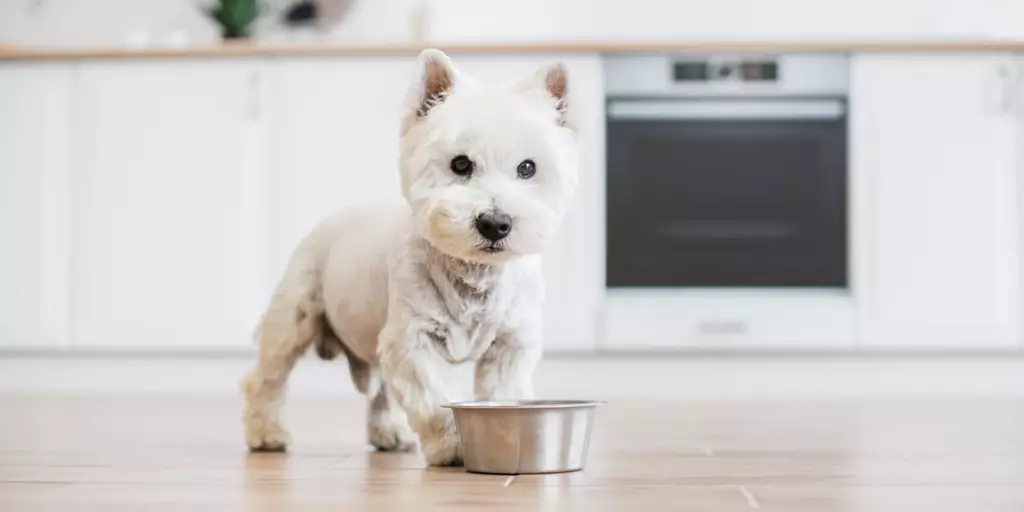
top-left (443, 399), bottom-right (605, 474)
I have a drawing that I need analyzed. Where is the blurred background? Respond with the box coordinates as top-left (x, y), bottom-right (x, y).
top-left (2, 0), bottom-right (1024, 400)
top-left (1, 0), bottom-right (1023, 45)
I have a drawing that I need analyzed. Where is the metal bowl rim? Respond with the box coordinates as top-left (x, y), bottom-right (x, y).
top-left (442, 399), bottom-right (606, 410)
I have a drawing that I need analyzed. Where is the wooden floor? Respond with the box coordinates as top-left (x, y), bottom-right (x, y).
top-left (1, 395), bottom-right (1023, 511)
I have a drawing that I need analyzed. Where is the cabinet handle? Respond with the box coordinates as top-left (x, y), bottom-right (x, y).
top-left (996, 64), bottom-right (1015, 114)
top-left (248, 70), bottom-right (261, 122)
top-left (697, 319), bottom-right (747, 336)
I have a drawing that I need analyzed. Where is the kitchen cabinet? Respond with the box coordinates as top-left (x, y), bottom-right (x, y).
top-left (0, 63), bottom-right (72, 349)
top-left (851, 53), bottom-right (1020, 349)
top-left (266, 57), bottom-right (410, 282)
top-left (70, 60), bottom-right (271, 350)
top-left (9, 49), bottom-right (1024, 354)
top-left (1016, 52), bottom-right (1024, 351)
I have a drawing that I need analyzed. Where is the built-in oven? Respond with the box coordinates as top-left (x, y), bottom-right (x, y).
top-left (601, 54), bottom-right (855, 350)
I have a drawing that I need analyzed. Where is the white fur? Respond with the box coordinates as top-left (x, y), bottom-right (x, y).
top-left (241, 49), bottom-right (579, 466)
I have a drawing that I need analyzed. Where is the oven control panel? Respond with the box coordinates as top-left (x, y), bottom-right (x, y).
top-left (673, 59), bottom-right (779, 83)
top-left (604, 53), bottom-right (849, 100)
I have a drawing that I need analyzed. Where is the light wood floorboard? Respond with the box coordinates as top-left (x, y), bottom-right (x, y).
top-left (1, 395), bottom-right (1022, 511)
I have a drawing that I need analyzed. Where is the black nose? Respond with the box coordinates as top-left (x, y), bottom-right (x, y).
top-left (475, 212), bottom-right (512, 242)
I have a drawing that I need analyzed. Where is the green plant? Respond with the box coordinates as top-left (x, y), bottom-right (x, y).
top-left (205, 0), bottom-right (260, 39)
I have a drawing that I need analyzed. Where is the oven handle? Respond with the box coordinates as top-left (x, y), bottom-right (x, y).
top-left (607, 99), bottom-right (845, 120)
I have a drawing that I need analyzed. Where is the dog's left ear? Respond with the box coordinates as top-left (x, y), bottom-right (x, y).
top-left (517, 62), bottom-right (572, 130)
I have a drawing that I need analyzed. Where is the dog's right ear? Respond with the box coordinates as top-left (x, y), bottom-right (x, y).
top-left (403, 49), bottom-right (458, 124)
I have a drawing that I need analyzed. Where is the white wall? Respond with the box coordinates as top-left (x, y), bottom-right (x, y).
top-left (0, 0), bottom-right (420, 47)
top-left (432, 0), bottom-right (1003, 42)
top-left (0, 0), bottom-right (1019, 47)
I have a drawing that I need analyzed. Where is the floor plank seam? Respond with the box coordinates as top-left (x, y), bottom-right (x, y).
top-left (897, 454), bottom-right (924, 470)
top-left (738, 486), bottom-right (761, 509)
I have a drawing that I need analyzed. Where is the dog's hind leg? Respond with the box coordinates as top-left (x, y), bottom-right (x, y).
top-left (342, 347), bottom-right (418, 452)
top-left (314, 320), bottom-right (373, 394)
top-left (241, 249), bottom-right (327, 452)
top-left (366, 380), bottom-right (418, 452)
top-left (316, 321), bottom-right (417, 451)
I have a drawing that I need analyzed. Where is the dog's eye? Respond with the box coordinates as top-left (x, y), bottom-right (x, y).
top-left (450, 155), bottom-right (474, 177)
top-left (517, 159), bottom-right (536, 179)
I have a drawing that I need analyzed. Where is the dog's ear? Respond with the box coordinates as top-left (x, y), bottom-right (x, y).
top-left (403, 49), bottom-right (458, 123)
top-left (517, 62), bottom-right (572, 130)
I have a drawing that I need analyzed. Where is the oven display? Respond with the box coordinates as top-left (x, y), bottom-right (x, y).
top-left (673, 62), bottom-right (709, 81)
top-left (741, 61), bottom-right (778, 81)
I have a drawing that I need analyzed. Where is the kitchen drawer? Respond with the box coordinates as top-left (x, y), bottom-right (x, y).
top-left (602, 289), bottom-right (857, 351)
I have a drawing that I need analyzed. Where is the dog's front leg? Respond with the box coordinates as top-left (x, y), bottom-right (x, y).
top-left (378, 323), bottom-right (464, 467)
top-left (474, 326), bottom-right (542, 402)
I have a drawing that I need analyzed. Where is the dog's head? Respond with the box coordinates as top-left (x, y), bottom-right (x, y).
top-left (397, 49), bottom-right (579, 265)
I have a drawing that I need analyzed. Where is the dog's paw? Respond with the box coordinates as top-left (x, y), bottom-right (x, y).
top-left (249, 441), bottom-right (288, 453)
top-left (245, 422), bottom-right (290, 453)
top-left (421, 434), bottom-right (463, 467)
top-left (369, 416), bottom-right (418, 452)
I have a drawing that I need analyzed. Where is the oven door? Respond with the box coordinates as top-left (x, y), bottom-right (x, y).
top-left (606, 98), bottom-right (848, 288)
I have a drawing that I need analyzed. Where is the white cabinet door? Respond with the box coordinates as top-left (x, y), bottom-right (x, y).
top-left (0, 63), bottom-right (72, 349)
top-left (452, 54), bottom-right (605, 352)
top-left (267, 57), bottom-right (410, 282)
top-left (1017, 53), bottom-right (1024, 350)
top-left (71, 60), bottom-right (270, 350)
top-left (852, 54), bottom-right (1020, 349)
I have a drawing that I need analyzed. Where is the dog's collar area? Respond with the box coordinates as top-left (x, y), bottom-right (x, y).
top-left (422, 239), bottom-right (503, 297)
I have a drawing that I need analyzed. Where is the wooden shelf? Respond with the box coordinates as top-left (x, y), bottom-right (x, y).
top-left (3, 39), bottom-right (1024, 61)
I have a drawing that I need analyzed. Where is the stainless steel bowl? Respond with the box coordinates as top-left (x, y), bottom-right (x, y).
top-left (443, 399), bottom-right (605, 475)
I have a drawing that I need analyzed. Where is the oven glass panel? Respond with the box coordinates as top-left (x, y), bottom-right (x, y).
top-left (606, 112), bottom-right (847, 288)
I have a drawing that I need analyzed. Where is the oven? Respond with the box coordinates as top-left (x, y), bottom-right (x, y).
top-left (601, 54), bottom-right (856, 350)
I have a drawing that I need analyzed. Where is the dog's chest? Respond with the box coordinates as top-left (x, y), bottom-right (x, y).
top-left (430, 289), bottom-right (507, 363)
top-left (416, 246), bottom-right (530, 364)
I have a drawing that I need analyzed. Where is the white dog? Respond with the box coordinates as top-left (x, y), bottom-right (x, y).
top-left (241, 48), bottom-right (579, 466)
